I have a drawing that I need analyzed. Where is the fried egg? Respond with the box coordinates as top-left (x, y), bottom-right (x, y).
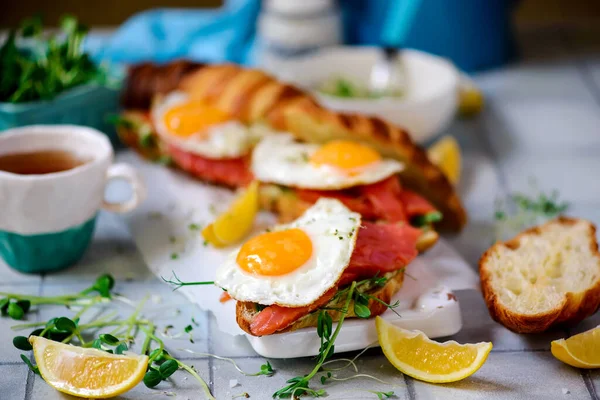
top-left (151, 92), bottom-right (270, 159)
top-left (251, 134), bottom-right (404, 190)
top-left (215, 199), bottom-right (361, 307)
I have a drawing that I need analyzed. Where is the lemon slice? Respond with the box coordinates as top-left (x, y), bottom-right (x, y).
top-left (30, 336), bottom-right (148, 398)
top-left (427, 135), bottom-right (461, 185)
top-left (551, 325), bottom-right (600, 368)
top-left (202, 181), bottom-right (259, 247)
top-left (376, 317), bottom-right (492, 383)
top-left (458, 76), bottom-right (484, 117)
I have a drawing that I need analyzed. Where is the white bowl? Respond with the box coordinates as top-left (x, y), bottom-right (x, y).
top-left (261, 47), bottom-right (459, 143)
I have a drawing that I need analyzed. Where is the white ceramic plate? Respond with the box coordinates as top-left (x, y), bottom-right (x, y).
top-left (260, 47), bottom-right (459, 143)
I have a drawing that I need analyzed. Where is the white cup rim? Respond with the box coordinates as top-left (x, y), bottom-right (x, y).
top-left (0, 125), bottom-right (113, 181)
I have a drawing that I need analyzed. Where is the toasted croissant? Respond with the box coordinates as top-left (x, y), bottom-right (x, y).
top-left (121, 62), bottom-right (466, 231)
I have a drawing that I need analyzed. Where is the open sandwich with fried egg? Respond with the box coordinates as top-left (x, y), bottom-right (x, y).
top-left (116, 62), bottom-right (466, 249)
top-left (215, 198), bottom-right (419, 336)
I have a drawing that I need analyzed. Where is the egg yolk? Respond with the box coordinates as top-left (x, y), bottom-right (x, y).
top-left (310, 140), bottom-right (381, 170)
top-left (163, 100), bottom-right (230, 137)
top-left (236, 228), bottom-right (313, 276)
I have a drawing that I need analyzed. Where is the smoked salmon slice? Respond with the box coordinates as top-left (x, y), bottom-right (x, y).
top-left (397, 190), bottom-right (437, 218)
top-left (168, 144), bottom-right (254, 187)
top-left (296, 177), bottom-right (437, 223)
top-left (249, 288), bottom-right (337, 336)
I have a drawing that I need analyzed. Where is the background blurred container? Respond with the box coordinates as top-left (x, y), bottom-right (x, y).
top-left (0, 85), bottom-right (120, 144)
top-left (342, 0), bottom-right (517, 72)
top-left (257, 0), bottom-right (341, 58)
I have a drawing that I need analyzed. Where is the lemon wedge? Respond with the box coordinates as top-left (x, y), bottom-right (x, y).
top-left (551, 325), bottom-right (600, 368)
top-left (427, 135), bottom-right (461, 185)
top-left (30, 336), bottom-right (148, 398)
top-left (458, 77), bottom-right (484, 116)
top-left (376, 317), bottom-right (492, 383)
top-left (202, 181), bottom-right (259, 247)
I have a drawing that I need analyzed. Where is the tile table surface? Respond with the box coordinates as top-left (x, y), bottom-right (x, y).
top-left (2, 25), bottom-right (600, 400)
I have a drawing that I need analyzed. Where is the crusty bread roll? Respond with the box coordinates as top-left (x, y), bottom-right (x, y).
top-left (480, 217), bottom-right (600, 333)
top-left (236, 271), bottom-right (405, 336)
top-left (120, 62), bottom-right (466, 231)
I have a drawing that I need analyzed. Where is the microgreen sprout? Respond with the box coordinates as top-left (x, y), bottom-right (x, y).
top-left (0, 274), bottom-right (114, 320)
top-left (6, 275), bottom-right (220, 399)
top-left (0, 15), bottom-right (110, 104)
top-left (369, 390), bottom-right (396, 399)
top-left (494, 184), bottom-right (568, 241)
top-left (188, 223), bottom-right (201, 231)
top-left (180, 349), bottom-right (275, 377)
top-left (161, 272), bottom-right (214, 290)
top-left (273, 281), bottom-right (357, 398)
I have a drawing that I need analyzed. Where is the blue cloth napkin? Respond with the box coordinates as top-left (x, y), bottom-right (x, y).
top-left (95, 0), bottom-right (260, 64)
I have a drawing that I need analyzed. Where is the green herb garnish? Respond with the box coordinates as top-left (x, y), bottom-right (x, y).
top-left (162, 272), bottom-right (214, 290)
top-left (494, 185), bottom-right (568, 241)
top-left (188, 223), bottom-right (201, 231)
top-left (0, 15), bottom-right (108, 103)
top-left (411, 211), bottom-right (443, 227)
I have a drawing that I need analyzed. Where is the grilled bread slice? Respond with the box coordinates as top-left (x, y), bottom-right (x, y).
top-left (120, 62), bottom-right (466, 231)
top-left (480, 217), bottom-right (600, 333)
top-left (236, 270), bottom-right (404, 336)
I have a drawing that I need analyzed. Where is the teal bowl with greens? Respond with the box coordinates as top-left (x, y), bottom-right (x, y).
top-left (0, 84), bottom-right (121, 145)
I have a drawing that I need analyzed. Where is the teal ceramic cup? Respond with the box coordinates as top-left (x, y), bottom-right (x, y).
top-left (0, 125), bottom-right (145, 273)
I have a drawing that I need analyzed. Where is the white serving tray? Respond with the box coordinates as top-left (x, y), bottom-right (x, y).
top-left (116, 152), bottom-right (478, 358)
top-left (246, 285), bottom-right (461, 359)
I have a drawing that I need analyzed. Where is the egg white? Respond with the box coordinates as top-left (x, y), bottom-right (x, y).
top-left (251, 134), bottom-right (404, 190)
top-left (215, 199), bottom-right (361, 307)
top-left (151, 92), bottom-right (271, 159)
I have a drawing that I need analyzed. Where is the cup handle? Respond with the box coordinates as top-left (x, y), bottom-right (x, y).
top-left (102, 163), bottom-right (146, 213)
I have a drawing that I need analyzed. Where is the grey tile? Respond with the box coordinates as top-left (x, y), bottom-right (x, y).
top-left (0, 284), bottom-right (41, 363)
top-left (445, 207), bottom-right (496, 269)
top-left (448, 290), bottom-right (566, 352)
top-left (0, 258), bottom-right (43, 285)
top-left (29, 359), bottom-right (211, 400)
top-left (476, 62), bottom-right (595, 105)
top-left (457, 152), bottom-right (504, 211)
top-left (0, 363), bottom-right (28, 400)
top-left (212, 354), bottom-right (409, 400)
top-left (38, 281), bottom-right (210, 360)
top-left (412, 352), bottom-right (588, 400)
top-left (499, 154), bottom-right (600, 205)
top-left (484, 98), bottom-right (600, 158)
top-left (43, 212), bottom-right (153, 283)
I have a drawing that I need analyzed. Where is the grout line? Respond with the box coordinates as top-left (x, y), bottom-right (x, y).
top-left (490, 348), bottom-right (549, 353)
top-left (0, 361), bottom-right (23, 366)
top-left (207, 311), bottom-right (214, 394)
top-left (403, 374), bottom-right (416, 400)
top-left (581, 369), bottom-right (599, 400)
top-left (23, 367), bottom-right (35, 400)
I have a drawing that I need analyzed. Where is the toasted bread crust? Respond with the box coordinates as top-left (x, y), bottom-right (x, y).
top-left (236, 271), bottom-right (405, 336)
top-left (479, 217), bottom-right (600, 333)
top-left (121, 62), bottom-right (465, 231)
